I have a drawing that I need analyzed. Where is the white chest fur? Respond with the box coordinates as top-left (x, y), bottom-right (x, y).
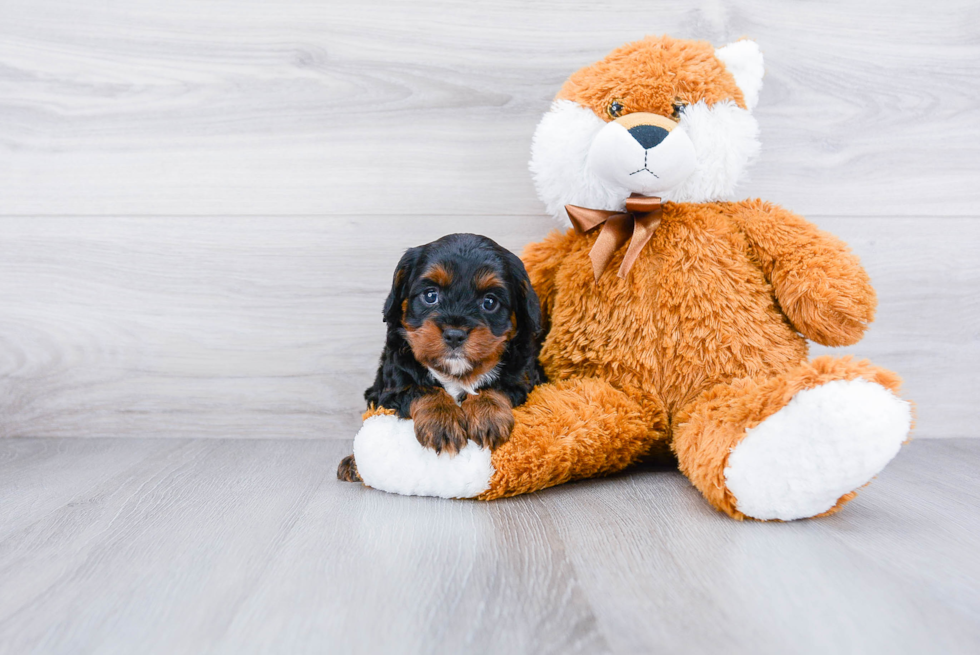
top-left (427, 366), bottom-right (500, 404)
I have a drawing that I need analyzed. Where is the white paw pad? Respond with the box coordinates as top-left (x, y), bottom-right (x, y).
top-left (724, 379), bottom-right (912, 521)
top-left (352, 414), bottom-right (493, 499)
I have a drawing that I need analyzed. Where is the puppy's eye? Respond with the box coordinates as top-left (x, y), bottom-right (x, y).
top-left (671, 99), bottom-right (689, 120)
top-left (481, 295), bottom-right (499, 312)
top-left (607, 99), bottom-right (626, 119)
top-left (421, 288), bottom-right (439, 305)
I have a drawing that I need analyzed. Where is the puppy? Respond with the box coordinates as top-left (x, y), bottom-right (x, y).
top-left (338, 233), bottom-right (542, 482)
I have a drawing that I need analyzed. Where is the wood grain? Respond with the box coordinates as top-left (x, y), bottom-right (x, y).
top-left (0, 214), bottom-right (973, 440)
top-left (0, 437), bottom-right (977, 654)
top-left (0, 439), bottom-right (608, 655)
top-left (539, 439), bottom-right (980, 655)
top-left (0, 0), bottom-right (978, 217)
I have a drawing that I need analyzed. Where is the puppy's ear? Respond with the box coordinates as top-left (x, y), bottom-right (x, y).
top-left (501, 249), bottom-right (542, 364)
top-left (382, 246), bottom-right (422, 325)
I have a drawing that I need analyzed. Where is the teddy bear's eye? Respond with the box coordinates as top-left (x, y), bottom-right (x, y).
top-left (671, 99), bottom-right (689, 120)
top-left (607, 100), bottom-right (626, 119)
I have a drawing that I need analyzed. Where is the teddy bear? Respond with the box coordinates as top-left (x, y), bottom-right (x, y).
top-left (349, 35), bottom-right (913, 521)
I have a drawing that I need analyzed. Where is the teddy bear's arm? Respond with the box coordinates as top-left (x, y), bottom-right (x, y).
top-left (730, 200), bottom-right (877, 347)
top-left (520, 229), bottom-right (576, 336)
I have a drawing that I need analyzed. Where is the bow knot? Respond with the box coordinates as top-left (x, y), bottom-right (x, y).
top-left (565, 195), bottom-right (663, 281)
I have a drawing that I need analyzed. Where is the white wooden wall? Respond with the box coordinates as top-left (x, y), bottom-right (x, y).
top-left (0, 0), bottom-right (977, 439)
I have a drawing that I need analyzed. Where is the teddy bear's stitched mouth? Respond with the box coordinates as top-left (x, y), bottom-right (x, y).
top-left (628, 150), bottom-right (659, 177)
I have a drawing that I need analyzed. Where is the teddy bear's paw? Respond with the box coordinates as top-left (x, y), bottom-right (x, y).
top-left (723, 378), bottom-right (912, 521)
top-left (351, 414), bottom-right (494, 498)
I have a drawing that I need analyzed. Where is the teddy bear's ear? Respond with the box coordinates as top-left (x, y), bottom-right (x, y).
top-left (714, 40), bottom-right (764, 111)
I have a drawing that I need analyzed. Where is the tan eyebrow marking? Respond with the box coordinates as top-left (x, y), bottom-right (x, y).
top-left (422, 263), bottom-right (453, 287)
top-left (474, 269), bottom-right (503, 292)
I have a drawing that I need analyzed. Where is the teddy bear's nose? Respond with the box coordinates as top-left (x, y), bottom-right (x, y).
top-left (628, 124), bottom-right (670, 150)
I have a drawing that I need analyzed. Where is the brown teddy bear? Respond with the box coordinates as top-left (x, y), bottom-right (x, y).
top-left (350, 35), bottom-right (912, 521)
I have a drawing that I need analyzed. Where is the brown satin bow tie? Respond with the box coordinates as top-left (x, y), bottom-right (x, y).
top-left (565, 194), bottom-right (663, 281)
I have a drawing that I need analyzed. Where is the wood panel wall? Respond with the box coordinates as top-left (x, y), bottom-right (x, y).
top-left (1, 0), bottom-right (977, 439)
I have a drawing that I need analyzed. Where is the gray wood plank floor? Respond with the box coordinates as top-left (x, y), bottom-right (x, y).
top-left (0, 438), bottom-right (977, 655)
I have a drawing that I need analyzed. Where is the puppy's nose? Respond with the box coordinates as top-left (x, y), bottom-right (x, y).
top-left (628, 124), bottom-right (669, 149)
top-left (442, 328), bottom-right (468, 349)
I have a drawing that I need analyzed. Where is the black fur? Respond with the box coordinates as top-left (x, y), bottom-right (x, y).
top-left (364, 233), bottom-right (543, 419)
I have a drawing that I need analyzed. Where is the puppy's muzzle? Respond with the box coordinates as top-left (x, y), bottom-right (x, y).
top-left (441, 327), bottom-right (468, 349)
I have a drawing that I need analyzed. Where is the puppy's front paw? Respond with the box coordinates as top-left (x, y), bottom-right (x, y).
top-left (462, 390), bottom-right (514, 450)
top-left (337, 454), bottom-right (361, 482)
top-left (411, 391), bottom-right (468, 456)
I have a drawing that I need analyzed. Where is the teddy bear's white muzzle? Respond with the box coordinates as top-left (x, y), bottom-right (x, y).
top-left (587, 118), bottom-right (697, 197)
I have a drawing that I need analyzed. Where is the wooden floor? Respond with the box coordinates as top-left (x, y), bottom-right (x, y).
top-left (0, 437), bottom-right (977, 654)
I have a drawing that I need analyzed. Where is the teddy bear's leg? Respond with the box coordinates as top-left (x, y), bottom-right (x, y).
top-left (672, 356), bottom-right (912, 521)
top-left (351, 378), bottom-right (666, 499)
top-left (477, 378), bottom-right (666, 499)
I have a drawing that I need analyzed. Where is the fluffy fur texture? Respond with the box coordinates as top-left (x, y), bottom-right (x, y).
top-left (556, 36), bottom-right (746, 117)
top-left (366, 233), bottom-right (540, 416)
top-left (460, 388), bottom-right (516, 450)
top-left (350, 35), bottom-right (912, 520)
top-left (530, 99), bottom-right (760, 223)
top-left (673, 356), bottom-right (909, 520)
top-left (714, 40), bottom-right (764, 111)
top-left (505, 201), bottom-right (912, 516)
top-left (525, 200), bottom-right (876, 402)
top-left (354, 414), bottom-right (494, 498)
top-left (724, 377), bottom-right (911, 521)
top-left (530, 100), bottom-right (619, 224)
top-left (410, 389), bottom-right (470, 455)
top-left (364, 234), bottom-right (540, 417)
top-left (530, 35), bottom-right (762, 223)
top-left (353, 378), bottom-right (663, 500)
top-left (340, 234), bottom-right (541, 476)
top-left (477, 378), bottom-right (666, 500)
top-left (668, 100), bottom-right (760, 203)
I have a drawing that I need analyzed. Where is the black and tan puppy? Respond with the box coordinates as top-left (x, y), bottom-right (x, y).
top-left (338, 234), bottom-right (542, 482)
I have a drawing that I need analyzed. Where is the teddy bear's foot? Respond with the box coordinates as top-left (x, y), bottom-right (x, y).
top-left (352, 413), bottom-right (495, 498)
top-left (724, 376), bottom-right (911, 520)
top-left (674, 356), bottom-right (912, 521)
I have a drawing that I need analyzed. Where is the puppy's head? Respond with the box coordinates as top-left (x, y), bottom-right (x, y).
top-left (383, 234), bottom-right (541, 383)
